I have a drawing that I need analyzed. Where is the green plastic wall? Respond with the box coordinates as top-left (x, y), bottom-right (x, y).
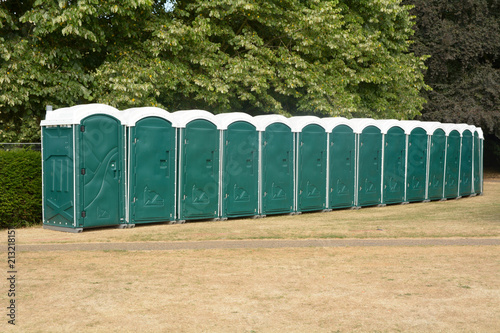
top-left (473, 132), bottom-right (481, 194)
top-left (222, 121), bottom-right (259, 218)
top-left (329, 125), bottom-right (355, 209)
top-left (296, 124), bottom-right (327, 212)
top-left (460, 130), bottom-right (473, 196)
top-left (383, 127), bottom-right (406, 204)
top-left (179, 119), bottom-right (219, 220)
top-left (357, 126), bottom-right (382, 207)
top-left (42, 126), bottom-right (74, 227)
top-left (428, 129), bottom-right (446, 200)
top-left (444, 131), bottom-right (460, 198)
top-left (406, 128), bottom-right (428, 202)
top-left (261, 123), bottom-right (294, 215)
top-left (79, 115), bottom-right (124, 228)
top-left (130, 117), bottom-right (175, 224)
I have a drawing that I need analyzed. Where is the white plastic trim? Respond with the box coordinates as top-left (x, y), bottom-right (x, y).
top-left (172, 109), bottom-right (219, 128)
top-left (253, 114), bottom-right (291, 132)
top-left (321, 117), bottom-right (353, 133)
top-left (214, 112), bottom-right (256, 130)
top-left (123, 107), bottom-right (177, 127)
top-left (41, 104), bottom-right (124, 126)
top-left (348, 118), bottom-right (379, 134)
top-left (288, 116), bottom-right (326, 132)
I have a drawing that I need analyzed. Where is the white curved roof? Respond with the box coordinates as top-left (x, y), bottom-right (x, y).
top-left (123, 107), bottom-right (178, 127)
top-left (321, 117), bottom-right (353, 132)
top-left (456, 123), bottom-right (474, 136)
top-left (288, 116), bottom-right (326, 132)
top-left (376, 120), bottom-right (405, 134)
top-left (41, 104), bottom-right (124, 126)
top-left (253, 114), bottom-right (291, 132)
top-left (422, 122), bottom-right (446, 135)
top-left (475, 127), bottom-right (484, 139)
top-left (348, 118), bottom-right (380, 134)
top-left (441, 123), bottom-right (462, 136)
top-left (172, 109), bottom-right (219, 129)
top-left (214, 112), bottom-right (256, 130)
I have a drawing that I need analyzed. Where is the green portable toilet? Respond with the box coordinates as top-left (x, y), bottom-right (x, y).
top-left (175, 110), bottom-right (220, 222)
top-left (473, 128), bottom-right (484, 195)
top-left (352, 119), bottom-right (383, 207)
top-left (323, 118), bottom-right (356, 210)
top-left (255, 115), bottom-right (294, 216)
top-left (405, 124), bottom-right (429, 203)
top-left (41, 104), bottom-right (126, 232)
top-left (289, 116), bottom-right (328, 213)
top-left (125, 107), bottom-right (177, 226)
top-left (459, 125), bottom-right (473, 197)
top-left (427, 125), bottom-right (447, 200)
top-left (443, 125), bottom-right (461, 199)
top-left (378, 120), bottom-right (406, 205)
top-left (215, 113), bottom-right (259, 219)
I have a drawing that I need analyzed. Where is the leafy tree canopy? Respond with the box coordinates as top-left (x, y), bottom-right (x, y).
top-left (405, 0), bottom-right (500, 138)
top-left (1, 0), bottom-right (428, 141)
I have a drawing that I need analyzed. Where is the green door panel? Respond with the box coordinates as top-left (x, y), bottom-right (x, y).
top-left (181, 119), bottom-right (219, 220)
top-left (460, 130), bottom-right (473, 196)
top-left (428, 129), bottom-right (446, 200)
top-left (262, 123), bottom-right (294, 214)
top-left (358, 126), bottom-right (382, 206)
top-left (444, 131), bottom-right (460, 198)
top-left (223, 121), bottom-right (258, 218)
top-left (329, 125), bottom-right (355, 209)
top-left (406, 128), bottom-right (428, 202)
top-left (297, 124), bottom-right (326, 212)
top-left (42, 126), bottom-right (74, 227)
top-left (473, 133), bottom-right (481, 194)
top-left (132, 117), bottom-right (175, 223)
top-left (383, 127), bottom-right (405, 204)
top-left (80, 115), bottom-right (123, 227)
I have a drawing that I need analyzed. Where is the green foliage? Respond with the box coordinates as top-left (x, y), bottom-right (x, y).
top-left (1, 0), bottom-right (428, 137)
top-left (0, 149), bottom-right (42, 228)
top-left (405, 0), bottom-right (500, 132)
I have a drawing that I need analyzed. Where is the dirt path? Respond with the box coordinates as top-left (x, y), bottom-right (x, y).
top-left (18, 237), bottom-right (500, 252)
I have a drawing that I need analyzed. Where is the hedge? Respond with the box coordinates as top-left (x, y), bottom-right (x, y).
top-left (0, 149), bottom-right (42, 228)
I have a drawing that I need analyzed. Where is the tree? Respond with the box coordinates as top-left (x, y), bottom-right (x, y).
top-left (0, 0), bottom-right (156, 141)
top-left (1, 0), bottom-right (428, 142)
top-left (404, 0), bottom-right (500, 166)
top-left (95, 0), bottom-right (429, 118)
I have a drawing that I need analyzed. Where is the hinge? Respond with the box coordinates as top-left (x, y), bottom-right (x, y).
top-left (81, 168), bottom-right (86, 175)
top-left (80, 125), bottom-right (85, 132)
top-left (81, 211), bottom-right (86, 218)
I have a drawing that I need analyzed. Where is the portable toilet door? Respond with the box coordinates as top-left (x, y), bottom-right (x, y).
top-left (41, 106), bottom-right (77, 231)
top-left (41, 104), bottom-right (126, 232)
top-left (380, 121), bottom-right (406, 205)
top-left (290, 116), bottom-right (327, 213)
top-left (405, 125), bottom-right (428, 202)
top-left (255, 115), bottom-right (294, 216)
top-left (175, 110), bottom-right (220, 222)
top-left (125, 108), bottom-right (177, 225)
top-left (444, 126), bottom-right (461, 199)
top-left (353, 119), bottom-right (382, 207)
top-left (216, 113), bottom-right (259, 219)
top-left (473, 129), bottom-right (483, 195)
top-left (323, 118), bottom-right (355, 210)
top-left (427, 127), bottom-right (446, 200)
top-left (459, 126), bottom-right (473, 197)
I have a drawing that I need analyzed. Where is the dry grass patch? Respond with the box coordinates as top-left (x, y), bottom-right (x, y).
top-left (11, 181), bottom-right (500, 245)
top-left (4, 246), bottom-right (499, 332)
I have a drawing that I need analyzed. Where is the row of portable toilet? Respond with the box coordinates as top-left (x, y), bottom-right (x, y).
top-left (41, 104), bottom-right (484, 232)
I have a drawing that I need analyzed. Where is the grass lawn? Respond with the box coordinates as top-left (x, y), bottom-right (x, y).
top-left (1, 180), bottom-right (498, 332)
